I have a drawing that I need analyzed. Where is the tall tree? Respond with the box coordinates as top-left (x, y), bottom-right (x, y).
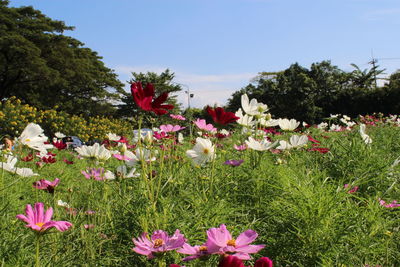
top-left (0, 1), bottom-right (124, 116)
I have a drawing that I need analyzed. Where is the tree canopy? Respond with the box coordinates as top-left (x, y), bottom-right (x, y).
top-left (227, 61), bottom-right (397, 124)
top-left (0, 0), bottom-right (124, 116)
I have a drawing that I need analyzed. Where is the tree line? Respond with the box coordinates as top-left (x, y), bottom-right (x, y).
top-left (2, 1), bottom-right (399, 124)
top-left (226, 61), bottom-right (400, 124)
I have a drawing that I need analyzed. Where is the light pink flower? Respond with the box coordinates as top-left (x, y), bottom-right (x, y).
top-left (132, 229), bottom-right (187, 259)
top-left (379, 198), bottom-right (400, 208)
top-left (194, 119), bottom-right (217, 132)
top-left (206, 224), bottom-right (265, 260)
top-left (113, 154), bottom-right (132, 161)
top-left (32, 178), bottom-right (60, 193)
top-left (234, 144), bottom-right (247, 151)
top-left (16, 202), bottom-right (72, 232)
top-left (81, 168), bottom-right (106, 181)
top-left (170, 114), bottom-right (186, 121)
top-left (160, 124), bottom-right (186, 133)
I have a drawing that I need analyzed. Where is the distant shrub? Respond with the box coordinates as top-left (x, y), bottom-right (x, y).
top-left (0, 97), bottom-right (132, 141)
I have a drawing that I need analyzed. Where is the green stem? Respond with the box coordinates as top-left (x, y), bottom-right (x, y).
top-left (35, 234), bottom-right (41, 267)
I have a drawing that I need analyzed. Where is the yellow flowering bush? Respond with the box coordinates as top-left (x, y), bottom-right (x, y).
top-left (0, 97), bottom-right (132, 141)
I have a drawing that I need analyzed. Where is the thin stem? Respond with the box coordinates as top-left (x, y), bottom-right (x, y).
top-left (35, 234), bottom-right (41, 267)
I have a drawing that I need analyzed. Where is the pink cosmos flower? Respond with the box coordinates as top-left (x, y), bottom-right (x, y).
top-left (113, 154), bottom-right (132, 161)
top-left (224, 160), bottom-right (244, 167)
top-left (206, 224), bottom-right (265, 260)
top-left (16, 202), bottom-right (72, 232)
top-left (234, 144), bottom-right (247, 151)
top-left (379, 198), bottom-right (400, 208)
top-left (84, 224), bottom-right (95, 229)
top-left (194, 119), bottom-right (217, 132)
top-left (33, 178), bottom-right (60, 193)
top-left (170, 114), bottom-right (186, 121)
top-left (81, 168), bottom-right (106, 181)
top-left (177, 242), bottom-right (219, 261)
top-left (160, 124), bottom-right (186, 133)
top-left (132, 229), bottom-right (187, 259)
top-left (344, 184), bottom-right (359, 194)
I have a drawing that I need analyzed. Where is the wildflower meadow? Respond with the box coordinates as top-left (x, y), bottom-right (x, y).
top-left (1, 85), bottom-right (400, 267)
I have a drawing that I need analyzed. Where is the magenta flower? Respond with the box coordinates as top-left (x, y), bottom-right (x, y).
top-left (32, 178), bottom-right (60, 193)
top-left (170, 114), bottom-right (186, 121)
top-left (160, 124), bottom-right (186, 133)
top-left (81, 168), bottom-right (106, 181)
top-left (16, 202), bottom-right (72, 232)
top-left (177, 242), bottom-right (219, 261)
top-left (113, 154), bottom-right (132, 161)
top-left (234, 144), bottom-right (247, 151)
top-left (224, 160), bottom-right (244, 167)
top-left (132, 229), bottom-right (187, 259)
top-left (206, 224), bottom-right (265, 260)
top-left (379, 198), bottom-right (400, 208)
top-left (194, 119), bottom-right (217, 132)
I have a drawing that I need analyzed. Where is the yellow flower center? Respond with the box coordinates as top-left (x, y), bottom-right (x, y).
top-left (199, 246), bottom-right (208, 252)
top-left (35, 222), bottom-right (44, 228)
top-left (153, 239), bottom-right (164, 248)
top-left (25, 138), bottom-right (31, 142)
top-left (227, 239), bottom-right (236, 247)
top-left (203, 148), bottom-right (210, 154)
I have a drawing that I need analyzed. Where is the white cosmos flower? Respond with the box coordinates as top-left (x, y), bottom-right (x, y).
top-left (107, 133), bottom-right (120, 141)
top-left (359, 124), bottom-right (372, 144)
top-left (54, 132), bottom-right (66, 139)
top-left (241, 94), bottom-right (269, 116)
top-left (127, 148), bottom-right (157, 164)
top-left (186, 137), bottom-right (216, 166)
top-left (245, 137), bottom-right (277, 151)
top-left (317, 122), bottom-right (328, 130)
top-left (329, 124), bottom-right (342, 132)
top-left (57, 200), bottom-right (70, 208)
top-left (235, 109), bottom-right (255, 127)
top-left (278, 119), bottom-right (300, 131)
top-left (0, 154), bottom-right (38, 177)
top-left (18, 123), bottom-right (53, 153)
top-left (116, 165), bottom-right (140, 178)
top-left (104, 170), bottom-right (116, 180)
top-left (277, 135), bottom-right (308, 150)
top-left (75, 143), bottom-right (111, 161)
top-left (178, 133), bottom-right (184, 144)
top-left (258, 118), bottom-right (279, 127)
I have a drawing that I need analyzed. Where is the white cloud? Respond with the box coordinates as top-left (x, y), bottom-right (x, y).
top-left (113, 65), bottom-right (255, 108)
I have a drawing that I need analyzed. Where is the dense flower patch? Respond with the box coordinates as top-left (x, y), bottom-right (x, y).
top-left (1, 90), bottom-right (399, 266)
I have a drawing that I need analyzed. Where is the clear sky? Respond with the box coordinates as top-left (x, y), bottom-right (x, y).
top-left (9, 0), bottom-right (400, 108)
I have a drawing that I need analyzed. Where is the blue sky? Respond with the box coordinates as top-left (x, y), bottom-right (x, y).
top-left (9, 0), bottom-right (400, 108)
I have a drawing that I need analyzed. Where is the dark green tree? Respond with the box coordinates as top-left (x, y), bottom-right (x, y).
top-left (0, 1), bottom-right (124, 116)
top-left (227, 61), bottom-right (391, 123)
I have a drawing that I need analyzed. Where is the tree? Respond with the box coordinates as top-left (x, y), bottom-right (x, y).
top-left (226, 61), bottom-right (391, 124)
top-left (0, 1), bottom-right (124, 116)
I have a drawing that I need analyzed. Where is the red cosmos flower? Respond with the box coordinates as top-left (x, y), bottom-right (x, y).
top-left (53, 140), bottom-right (67, 150)
top-left (131, 82), bottom-right (174, 115)
top-left (206, 106), bottom-right (239, 125)
top-left (21, 154), bottom-right (34, 162)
